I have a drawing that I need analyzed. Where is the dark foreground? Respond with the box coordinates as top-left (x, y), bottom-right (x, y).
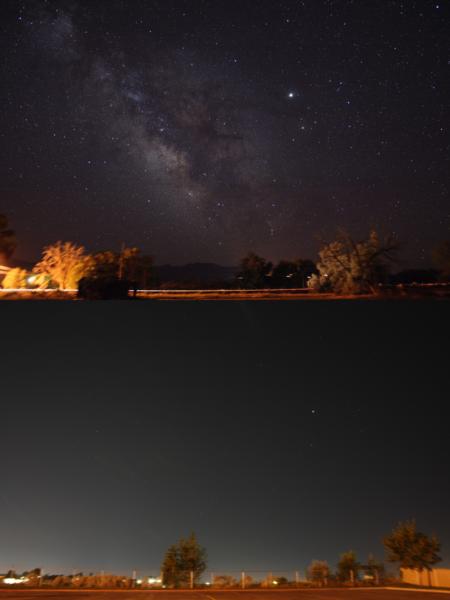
top-left (0, 589), bottom-right (449, 600)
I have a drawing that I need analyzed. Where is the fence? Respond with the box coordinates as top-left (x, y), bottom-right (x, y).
top-left (1, 568), bottom-right (389, 589)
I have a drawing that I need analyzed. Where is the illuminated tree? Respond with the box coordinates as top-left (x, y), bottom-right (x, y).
top-left (384, 520), bottom-right (441, 574)
top-left (308, 560), bottom-right (330, 586)
top-left (161, 533), bottom-right (207, 588)
top-left (308, 230), bottom-right (397, 294)
top-left (0, 214), bottom-right (16, 263)
top-left (337, 551), bottom-right (360, 584)
top-left (2, 267), bottom-right (27, 289)
top-left (34, 241), bottom-right (91, 289)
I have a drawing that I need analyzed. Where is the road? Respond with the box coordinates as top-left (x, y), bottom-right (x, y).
top-left (0, 589), bottom-right (449, 600)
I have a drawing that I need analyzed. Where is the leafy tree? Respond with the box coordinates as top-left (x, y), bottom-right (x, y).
top-left (50, 575), bottom-right (71, 587)
top-left (337, 551), bottom-right (360, 584)
top-left (212, 575), bottom-right (238, 588)
top-left (241, 574), bottom-right (253, 588)
top-left (91, 247), bottom-right (152, 288)
top-left (236, 252), bottom-right (272, 288)
top-left (161, 544), bottom-right (180, 587)
top-left (432, 240), bottom-right (450, 281)
top-left (308, 560), bottom-right (330, 586)
top-left (22, 568), bottom-right (41, 586)
top-left (383, 520), bottom-right (441, 574)
top-left (2, 267), bottom-right (27, 289)
top-left (308, 230), bottom-right (397, 294)
top-left (362, 555), bottom-right (384, 584)
top-left (34, 241), bottom-right (91, 289)
top-left (271, 259), bottom-right (318, 288)
top-left (0, 214), bottom-right (17, 262)
top-left (6, 570), bottom-right (17, 579)
top-left (90, 251), bottom-right (118, 279)
top-left (161, 533), bottom-right (207, 588)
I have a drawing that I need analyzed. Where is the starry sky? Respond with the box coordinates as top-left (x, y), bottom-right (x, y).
top-left (1, 301), bottom-right (450, 575)
top-left (1, 0), bottom-right (448, 266)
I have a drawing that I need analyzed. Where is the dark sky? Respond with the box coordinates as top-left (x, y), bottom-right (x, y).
top-left (1, 302), bottom-right (449, 576)
top-left (1, 0), bottom-right (448, 266)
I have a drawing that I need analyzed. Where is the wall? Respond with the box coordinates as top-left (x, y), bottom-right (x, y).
top-left (401, 568), bottom-right (450, 588)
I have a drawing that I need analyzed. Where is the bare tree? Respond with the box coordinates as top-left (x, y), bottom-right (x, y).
top-left (34, 241), bottom-right (91, 289)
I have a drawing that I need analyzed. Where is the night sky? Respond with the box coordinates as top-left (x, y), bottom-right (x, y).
top-left (1, 0), bottom-right (449, 266)
top-left (1, 302), bottom-right (450, 576)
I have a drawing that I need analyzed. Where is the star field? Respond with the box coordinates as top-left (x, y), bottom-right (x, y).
top-left (1, 0), bottom-right (448, 265)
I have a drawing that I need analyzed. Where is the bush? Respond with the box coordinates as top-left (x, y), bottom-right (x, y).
top-left (77, 277), bottom-right (131, 300)
top-left (2, 268), bottom-right (27, 289)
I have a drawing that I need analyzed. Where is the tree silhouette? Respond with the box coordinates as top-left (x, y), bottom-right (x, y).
top-left (161, 533), bottom-right (207, 588)
top-left (384, 520), bottom-right (441, 579)
top-left (0, 214), bottom-right (17, 263)
top-left (236, 252), bottom-right (272, 288)
top-left (308, 560), bottom-right (330, 586)
top-left (337, 551), bottom-right (360, 584)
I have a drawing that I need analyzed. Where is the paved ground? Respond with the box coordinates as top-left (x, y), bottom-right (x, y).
top-left (0, 590), bottom-right (449, 600)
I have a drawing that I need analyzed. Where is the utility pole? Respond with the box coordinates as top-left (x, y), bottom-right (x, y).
top-left (132, 570), bottom-right (136, 588)
top-left (295, 571), bottom-right (299, 587)
top-left (241, 571), bottom-right (246, 589)
top-left (190, 570), bottom-right (194, 589)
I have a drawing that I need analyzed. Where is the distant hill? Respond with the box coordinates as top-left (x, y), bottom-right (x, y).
top-left (153, 263), bottom-right (237, 287)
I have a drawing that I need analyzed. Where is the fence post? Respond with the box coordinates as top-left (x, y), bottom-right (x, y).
top-left (190, 570), bottom-right (194, 589)
top-left (211, 572), bottom-right (214, 587)
top-left (295, 571), bottom-right (299, 587)
top-left (241, 571), bottom-right (245, 589)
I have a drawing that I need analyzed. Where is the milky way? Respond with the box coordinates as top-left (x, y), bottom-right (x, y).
top-left (1, 0), bottom-right (448, 264)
